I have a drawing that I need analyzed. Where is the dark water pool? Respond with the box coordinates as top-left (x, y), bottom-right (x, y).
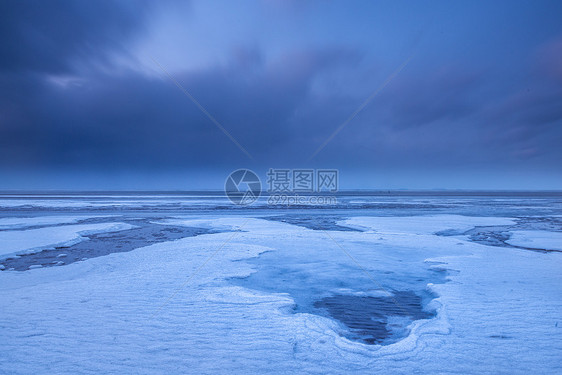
top-left (265, 215), bottom-right (362, 231)
top-left (230, 219), bottom-right (445, 345)
top-left (314, 291), bottom-right (435, 345)
top-left (1, 218), bottom-right (220, 271)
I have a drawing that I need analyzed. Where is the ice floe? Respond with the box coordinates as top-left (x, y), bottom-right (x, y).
top-left (0, 222), bottom-right (135, 259)
top-left (0, 215), bottom-right (113, 230)
top-left (506, 230), bottom-right (562, 251)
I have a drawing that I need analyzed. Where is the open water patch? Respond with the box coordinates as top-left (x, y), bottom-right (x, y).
top-left (314, 291), bottom-right (436, 345)
top-left (1, 218), bottom-right (222, 271)
top-left (437, 216), bottom-right (562, 253)
top-left (265, 215), bottom-right (362, 231)
top-left (230, 233), bottom-right (445, 345)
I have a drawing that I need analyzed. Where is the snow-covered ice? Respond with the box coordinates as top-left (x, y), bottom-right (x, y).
top-left (0, 222), bottom-right (135, 259)
top-left (1, 197), bottom-right (561, 374)
top-left (0, 215), bottom-right (108, 230)
top-left (506, 230), bottom-right (562, 251)
top-left (343, 214), bottom-right (516, 234)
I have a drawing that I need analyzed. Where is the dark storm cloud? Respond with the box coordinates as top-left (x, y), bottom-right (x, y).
top-left (0, 0), bottom-right (561, 188)
top-left (0, 0), bottom-right (154, 74)
top-left (0, 41), bottom-right (361, 168)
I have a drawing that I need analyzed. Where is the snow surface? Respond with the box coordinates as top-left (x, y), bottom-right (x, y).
top-left (0, 198), bottom-right (230, 209)
top-left (343, 214), bottom-right (516, 234)
top-left (506, 230), bottom-right (562, 251)
top-left (0, 215), bottom-right (111, 230)
top-left (0, 222), bottom-right (135, 259)
top-left (0, 215), bottom-right (561, 374)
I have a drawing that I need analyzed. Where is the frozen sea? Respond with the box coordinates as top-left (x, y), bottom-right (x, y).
top-left (0, 192), bottom-right (561, 374)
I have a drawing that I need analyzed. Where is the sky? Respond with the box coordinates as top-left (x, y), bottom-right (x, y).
top-left (0, 0), bottom-right (561, 190)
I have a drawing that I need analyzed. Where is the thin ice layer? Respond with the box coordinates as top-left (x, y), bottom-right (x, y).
top-left (506, 230), bottom-right (562, 251)
top-left (0, 222), bottom-right (135, 259)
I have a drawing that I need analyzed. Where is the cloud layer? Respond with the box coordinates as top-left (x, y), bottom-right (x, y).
top-left (1, 0), bottom-right (561, 189)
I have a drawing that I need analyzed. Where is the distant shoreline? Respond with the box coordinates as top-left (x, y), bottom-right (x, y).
top-left (0, 190), bottom-right (561, 197)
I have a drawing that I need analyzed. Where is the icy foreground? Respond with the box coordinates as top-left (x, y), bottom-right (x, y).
top-left (1, 214), bottom-right (561, 374)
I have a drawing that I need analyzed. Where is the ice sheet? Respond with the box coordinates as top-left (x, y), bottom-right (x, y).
top-left (343, 215), bottom-right (516, 234)
top-left (0, 215), bottom-right (111, 230)
top-left (0, 215), bottom-right (561, 374)
top-left (0, 222), bottom-right (135, 259)
top-left (506, 230), bottom-right (562, 251)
